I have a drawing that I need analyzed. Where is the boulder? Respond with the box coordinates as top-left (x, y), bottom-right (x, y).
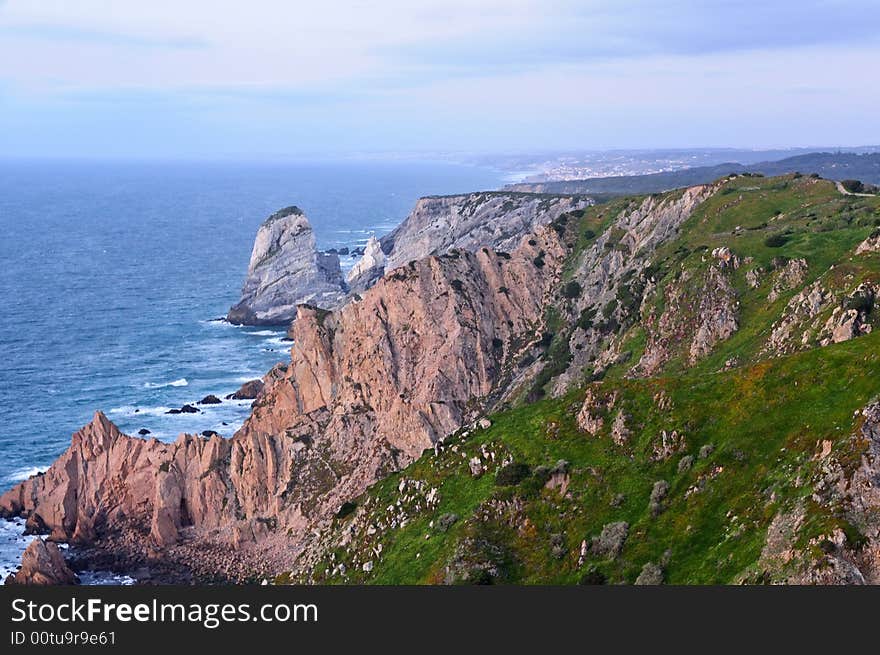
top-left (5, 539), bottom-right (78, 585)
top-left (226, 379), bottom-right (265, 401)
top-left (197, 394), bottom-right (222, 405)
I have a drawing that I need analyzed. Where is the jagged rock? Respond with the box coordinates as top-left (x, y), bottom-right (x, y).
top-left (678, 455), bottom-right (694, 472)
top-left (138, 428), bottom-right (151, 436)
top-left (227, 379), bottom-right (265, 400)
top-left (746, 267), bottom-right (765, 289)
top-left (5, 539), bottom-right (78, 585)
top-left (468, 457), bottom-right (483, 477)
top-left (712, 246), bottom-right (740, 269)
top-left (346, 236), bottom-right (386, 294)
top-left (228, 207), bottom-right (347, 325)
top-left (764, 280), bottom-right (828, 355)
top-left (0, 222), bottom-right (566, 578)
top-left (558, 184), bottom-right (717, 388)
top-left (636, 260), bottom-right (739, 375)
top-left (651, 430), bottom-right (686, 462)
top-left (699, 444), bottom-right (715, 459)
top-left (590, 521), bottom-right (629, 559)
top-left (855, 231), bottom-right (880, 255)
top-left (610, 411), bottom-right (631, 446)
top-left (198, 395), bottom-right (221, 405)
top-left (768, 258), bottom-right (809, 303)
top-left (382, 193), bottom-right (591, 273)
top-left (689, 266), bottom-right (740, 362)
top-left (634, 562), bottom-right (664, 585)
top-left (577, 387), bottom-right (616, 435)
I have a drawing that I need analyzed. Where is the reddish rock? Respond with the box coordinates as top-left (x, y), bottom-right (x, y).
top-left (5, 539), bottom-right (78, 585)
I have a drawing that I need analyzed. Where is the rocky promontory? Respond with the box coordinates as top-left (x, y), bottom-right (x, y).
top-left (380, 192), bottom-right (592, 271)
top-left (227, 206), bottom-right (347, 325)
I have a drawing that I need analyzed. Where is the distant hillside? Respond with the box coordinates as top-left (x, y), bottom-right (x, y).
top-left (506, 152), bottom-right (880, 195)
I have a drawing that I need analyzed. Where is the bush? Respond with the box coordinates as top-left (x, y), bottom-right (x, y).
top-left (495, 462), bottom-right (531, 486)
top-left (450, 279), bottom-right (465, 292)
top-left (533, 255), bottom-right (545, 268)
top-left (841, 179), bottom-right (865, 194)
top-left (764, 233), bottom-right (789, 248)
top-left (845, 293), bottom-right (874, 313)
top-left (583, 229), bottom-right (597, 241)
top-left (335, 501), bottom-right (357, 519)
top-left (562, 281), bottom-right (582, 299)
top-left (578, 569), bottom-right (607, 585)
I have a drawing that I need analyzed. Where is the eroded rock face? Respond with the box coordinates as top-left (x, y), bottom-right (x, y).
top-left (5, 539), bottom-right (78, 585)
top-left (346, 236), bottom-right (386, 294)
top-left (635, 261), bottom-right (739, 376)
top-left (554, 184), bottom-right (717, 388)
top-left (1, 224), bottom-right (566, 579)
top-left (227, 207), bottom-right (347, 325)
top-left (381, 193), bottom-right (591, 273)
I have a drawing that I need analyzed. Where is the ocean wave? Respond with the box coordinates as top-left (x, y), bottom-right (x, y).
top-left (266, 336), bottom-right (293, 347)
top-left (143, 378), bottom-right (188, 389)
top-left (245, 330), bottom-right (280, 337)
top-left (109, 405), bottom-right (173, 417)
top-left (5, 466), bottom-right (49, 482)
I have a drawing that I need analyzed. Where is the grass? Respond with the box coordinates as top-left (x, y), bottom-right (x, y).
top-left (282, 175), bottom-right (880, 585)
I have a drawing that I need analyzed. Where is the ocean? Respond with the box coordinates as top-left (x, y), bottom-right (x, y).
top-left (0, 158), bottom-right (503, 581)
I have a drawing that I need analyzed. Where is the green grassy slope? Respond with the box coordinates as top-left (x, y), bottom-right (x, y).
top-left (283, 174), bottom-right (880, 585)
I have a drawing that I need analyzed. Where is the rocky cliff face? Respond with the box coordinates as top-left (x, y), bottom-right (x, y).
top-left (1, 223), bottom-right (566, 581)
top-left (227, 206), bottom-right (347, 325)
top-left (381, 192), bottom-right (592, 272)
top-left (346, 236), bottom-right (385, 294)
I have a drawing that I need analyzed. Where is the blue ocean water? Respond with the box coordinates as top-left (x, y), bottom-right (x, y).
top-left (0, 159), bottom-right (502, 579)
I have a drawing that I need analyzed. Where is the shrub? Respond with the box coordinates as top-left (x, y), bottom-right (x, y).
top-left (450, 279), bottom-right (465, 292)
top-left (491, 337), bottom-right (504, 350)
top-left (583, 229), bottom-right (597, 241)
top-left (841, 179), bottom-right (865, 194)
top-left (495, 462), bottom-right (531, 486)
top-left (335, 501), bottom-right (357, 519)
top-left (533, 255), bottom-right (545, 268)
top-left (764, 233), bottom-right (789, 248)
top-left (578, 569), bottom-right (607, 585)
top-left (845, 293), bottom-right (874, 313)
top-left (562, 281), bottom-right (582, 299)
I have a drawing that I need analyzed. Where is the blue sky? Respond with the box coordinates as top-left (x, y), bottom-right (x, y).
top-left (0, 0), bottom-right (878, 159)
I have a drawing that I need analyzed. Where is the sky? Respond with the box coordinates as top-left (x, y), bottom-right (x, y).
top-left (0, 0), bottom-right (878, 159)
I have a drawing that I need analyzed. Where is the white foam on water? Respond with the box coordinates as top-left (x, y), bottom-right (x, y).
top-left (109, 405), bottom-right (174, 417)
top-left (5, 466), bottom-right (49, 482)
top-left (143, 378), bottom-right (188, 389)
top-left (245, 330), bottom-right (279, 336)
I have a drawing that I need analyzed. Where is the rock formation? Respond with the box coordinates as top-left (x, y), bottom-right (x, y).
top-left (5, 539), bottom-right (78, 585)
top-left (1, 222), bottom-right (567, 580)
top-left (227, 206), bottom-right (347, 325)
top-left (380, 192), bottom-right (592, 272)
top-left (346, 236), bottom-right (385, 294)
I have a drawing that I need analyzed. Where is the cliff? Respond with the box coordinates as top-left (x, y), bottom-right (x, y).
top-left (227, 206), bottom-right (347, 325)
top-left (4, 173), bottom-right (880, 584)
top-left (346, 236), bottom-right (385, 294)
top-left (380, 192), bottom-right (592, 272)
top-left (1, 222), bottom-right (567, 581)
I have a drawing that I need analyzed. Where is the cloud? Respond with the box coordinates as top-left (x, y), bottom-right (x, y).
top-left (0, 0), bottom-right (877, 157)
top-left (0, 23), bottom-right (206, 49)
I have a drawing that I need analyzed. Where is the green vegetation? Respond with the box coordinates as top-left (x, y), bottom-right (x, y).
top-left (284, 174), bottom-right (880, 586)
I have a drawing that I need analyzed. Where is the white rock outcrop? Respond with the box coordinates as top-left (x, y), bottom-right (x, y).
top-left (228, 206), bottom-right (346, 325)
